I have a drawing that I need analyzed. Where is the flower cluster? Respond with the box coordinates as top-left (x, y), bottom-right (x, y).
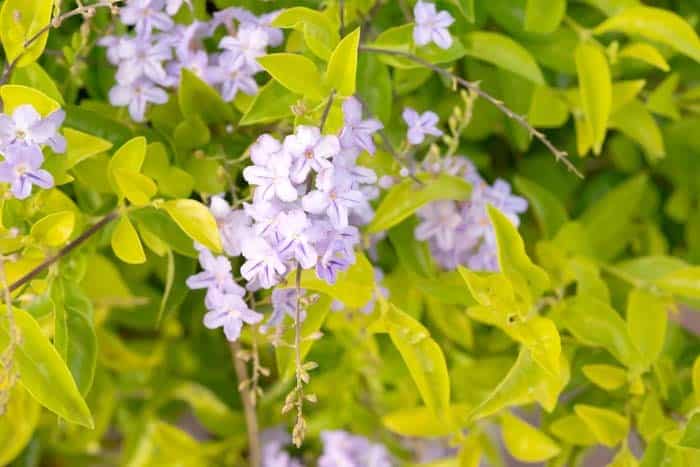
top-left (261, 427), bottom-right (303, 467)
top-left (187, 97), bottom-right (383, 341)
top-left (416, 156), bottom-right (528, 271)
top-left (0, 104), bottom-right (66, 199)
top-left (413, 1), bottom-right (454, 50)
top-left (318, 430), bottom-right (393, 467)
top-left (99, 1), bottom-right (281, 121)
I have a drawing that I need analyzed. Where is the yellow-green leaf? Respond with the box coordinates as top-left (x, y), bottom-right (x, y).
top-left (574, 404), bottom-right (629, 447)
top-left (524, 0), bottom-right (565, 34)
top-left (111, 216), bottom-right (146, 264)
top-left (63, 128), bottom-right (113, 168)
top-left (0, 84), bottom-right (59, 115)
top-left (610, 99), bottom-right (665, 160)
top-left (463, 31), bottom-right (545, 84)
top-left (0, 0), bottom-right (53, 67)
top-left (108, 136), bottom-right (147, 196)
top-left (627, 289), bottom-right (667, 369)
top-left (528, 86), bottom-right (569, 128)
top-left (582, 364), bottom-right (627, 390)
top-left (655, 267), bottom-right (700, 299)
top-left (0, 309), bottom-right (93, 427)
top-left (647, 73), bottom-right (680, 120)
top-left (272, 7), bottom-right (339, 60)
top-left (0, 385), bottom-right (40, 466)
top-left (575, 41), bottom-right (612, 155)
top-left (114, 168), bottom-right (157, 206)
top-left (30, 211), bottom-right (75, 247)
top-left (618, 42), bottom-right (670, 72)
top-left (594, 6), bottom-right (700, 63)
top-left (258, 53), bottom-right (325, 100)
top-left (382, 404), bottom-right (471, 437)
top-left (326, 28), bottom-right (360, 96)
top-left (161, 199), bottom-right (222, 253)
top-left (549, 414), bottom-right (597, 446)
top-left (501, 412), bottom-right (561, 462)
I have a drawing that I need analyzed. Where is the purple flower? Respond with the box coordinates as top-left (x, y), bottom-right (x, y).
top-left (415, 200), bottom-right (462, 250)
top-left (229, 9), bottom-right (284, 47)
top-left (98, 35), bottom-right (123, 65)
top-left (250, 134), bottom-right (283, 167)
top-left (244, 199), bottom-right (285, 240)
top-left (210, 52), bottom-right (258, 102)
top-left (310, 223), bottom-right (359, 284)
top-left (319, 430), bottom-right (393, 467)
top-left (402, 107), bottom-right (442, 145)
top-left (265, 288), bottom-right (307, 330)
top-left (302, 168), bottom-right (364, 228)
top-left (284, 126), bottom-right (339, 184)
top-left (240, 237), bottom-right (287, 289)
top-left (166, 49), bottom-right (214, 86)
top-left (486, 179), bottom-right (528, 218)
top-left (0, 144), bottom-right (53, 199)
top-left (203, 288), bottom-right (263, 341)
top-left (209, 196), bottom-right (253, 257)
top-left (219, 26), bottom-right (269, 71)
top-left (261, 427), bottom-right (304, 467)
top-left (109, 79), bottom-right (169, 122)
top-left (275, 210), bottom-right (318, 269)
top-left (0, 104), bottom-right (66, 153)
top-left (116, 37), bottom-right (171, 85)
top-left (339, 97), bottom-right (383, 155)
top-left (243, 150), bottom-right (298, 203)
top-left (120, 0), bottom-right (174, 37)
top-left (186, 247), bottom-right (244, 297)
top-left (413, 1), bottom-right (454, 49)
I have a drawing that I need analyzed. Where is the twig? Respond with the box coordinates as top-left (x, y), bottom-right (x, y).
top-left (339, 0), bottom-right (345, 36)
top-left (319, 90), bottom-right (337, 133)
top-left (0, 0), bottom-right (120, 85)
top-left (359, 46), bottom-right (584, 178)
top-left (229, 340), bottom-right (261, 467)
top-left (291, 265), bottom-right (305, 447)
top-left (8, 211), bottom-right (118, 292)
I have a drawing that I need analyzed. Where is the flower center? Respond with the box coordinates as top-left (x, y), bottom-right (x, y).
top-left (304, 147), bottom-right (314, 159)
top-left (13, 162), bottom-right (29, 177)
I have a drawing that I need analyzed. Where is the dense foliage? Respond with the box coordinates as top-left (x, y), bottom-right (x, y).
top-left (1, 0), bottom-right (700, 466)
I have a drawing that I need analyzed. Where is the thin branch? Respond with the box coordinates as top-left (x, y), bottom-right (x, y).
top-left (292, 265), bottom-right (305, 447)
top-left (339, 0), bottom-right (345, 36)
top-left (229, 340), bottom-right (261, 467)
top-left (0, 0), bottom-right (120, 85)
top-left (359, 46), bottom-right (584, 178)
top-left (319, 90), bottom-right (337, 133)
top-left (9, 211), bottom-right (118, 292)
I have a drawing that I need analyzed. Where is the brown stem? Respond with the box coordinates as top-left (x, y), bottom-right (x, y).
top-left (359, 46), bottom-right (584, 178)
top-left (319, 90), bottom-right (337, 133)
top-left (229, 340), bottom-right (261, 467)
top-left (8, 211), bottom-right (118, 293)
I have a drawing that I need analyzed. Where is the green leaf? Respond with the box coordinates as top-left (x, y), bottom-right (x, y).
top-left (524, 0), bottom-right (565, 34)
top-left (647, 73), bottom-right (680, 121)
top-left (30, 211), bottom-right (75, 247)
top-left (514, 176), bottom-right (568, 239)
top-left (239, 80), bottom-right (297, 125)
top-left (171, 382), bottom-right (244, 437)
top-left (0, 0), bottom-right (52, 67)
top-left (549, 414), bottom-right (597, 446)
top-left (488, 205), bottom-right (550, 301)
top-left (10, 62), bottom-right (65, 104)
top-left (63, 128), bottom-right (113, 168)
top-left (272, 7), bottom-right (339, 60)
top-left (627, 289), bottom-right (667, 369)
top-left (388, 217), bottom-right (435, 278)
top-left (161, 199), bottom-right (222, 253)
top-left (528, 86), bottom-right (569, 128)
top-left (326, 28), bottom-right (360, 96)
top-left (53, 280), bottom-right (97, 396)
top-left (609, 445), bottom-right (640, 467)
top-left (0, 385), bottom-right (40, 466)
top-left (679, 414), bottom-right (700, 449)
top-left (561, 295), bottom-right (641, 370)
top-left (275, 295), bottom-right (331, 379)
top-left (463, 31), bottom-right (545, 84)
top-left (371, 24), bottom-right (466, 69)
top-left (114, 168), bottom-right (157, 206)
top-left (178, 69), bottom-right (234, 124)
top-left (367, 174), bottom-right (472, 233)
top-left (618, 42), bottom-right (670, 72)
top-left (382, 404), bottom-right (471, 437)
top-left (64, 104), bottom-right (133, 146)
top-left (0, 309), bottom-right (93, 427)
top-left (501, 412), bottom-right (561, 462)
top-left (111, 216), bottom-right (146, 265)
top-left (257, 53), bottom-right (325, 100)
top-left (582, 364), bottom-right (627, 390)
top-left (285, 251), bottom-right (374, 308)
top-left (470, 347), bottom-right (569, 420)
top-left (357, 53), bottom-right (392, 122)
top-left (0, 84), bottom-right (60, 115)
top-left (655, 267), bottom-right (700, 299)
top-left (107, 136), bottom-right (147, 197)
top-left (450, 0), bottom-right (475, 22)
top-left (580, 174), bottom-right (648, 261)
top-left (574, 404), bottom-right (629, 447)
top-left (575, 41), bottom-right (612, 155)
top-left (594, 6), bottom-right (700, 63)
top-left (609, 99), bottom-right (665, 160)
top-left (130, 208), bottom-right (197, 257)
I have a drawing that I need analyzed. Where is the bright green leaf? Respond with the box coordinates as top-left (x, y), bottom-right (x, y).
top-left (627, 289), bottom-right (667, 369)
top-left (239, 80), bottom-right (297, 125)
top-left (0, 0), bottom-right (53, 67)
top-left (161, 199), bottom-right (222, 253)
top-left (576, 41), bottom-right (612, 155)
top-left (108, 136), bottom-right (147, 196)
top-left (0, 385), bottom-right (40, 465)
top-left (178, 69), bottom-right (234, 124)
top-left (524, 0), bottom-right (565, 34)
top-left (514, 176), bottom-right (569, 238)
top-left (501, 412), bottom-right (561, 462)
top-left (111, 216), bottom-right (146, 264)
top-left (619, 42), bottom-right (670, 72)
top-left (114, 168), bottom-right (157, 206)
top-left (326, 28), bottom-right (360, 96)
top-left (463, 31), bottom-right (545, 84)
top-left (0, 84), bottom-right (60, 115)
top-left (582, 364), bottom-right (627, 390)
top-left (258, 53), bottom-right (325, 100)
top-left (30, 211), bottom-right (75, 247)
top-left (574, 404), bottom-right (629, 447)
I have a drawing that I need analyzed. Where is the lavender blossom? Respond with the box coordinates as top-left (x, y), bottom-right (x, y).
top-left (243, 150), bottom-right (298, 203)
top-left (265, 288), bottom-right (307, 330)
top-left (275, 210), bottom-right (318, 269)
top-left (402, 107), bottom-right (443, 145)
top-left (115, 37), bottom-right (172, 85)
top-left (302, 168), bottom-right (364, 228)
top-left (203, 288), bottom-right (263, 341)
top-left (109, 79), bottom-right (169, 122)
top-left (210, 52), bottom-right (259, 102)
top-left (120, 0), bottom-right (174, 37)
top-left (219, 25), bottom-right (269, 71)
top-left (0, 144), bottom-right (53, 199)
top-left (0, 105), bottom-right (66, 153)
top-left (186, 247), bottom-right (244, 297)
top-left (261, 428), bottom-right (304, 467)
top-left (413, 1), bottom-right (455, 49)
top-left (283, 126), bottom-right (339, 184)
top-left (240, 237), bottom-right (287, 289)
top-left (319, 430), bottom-right (394, 467)
top-left (339, 97), bottom-right (383, 155)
